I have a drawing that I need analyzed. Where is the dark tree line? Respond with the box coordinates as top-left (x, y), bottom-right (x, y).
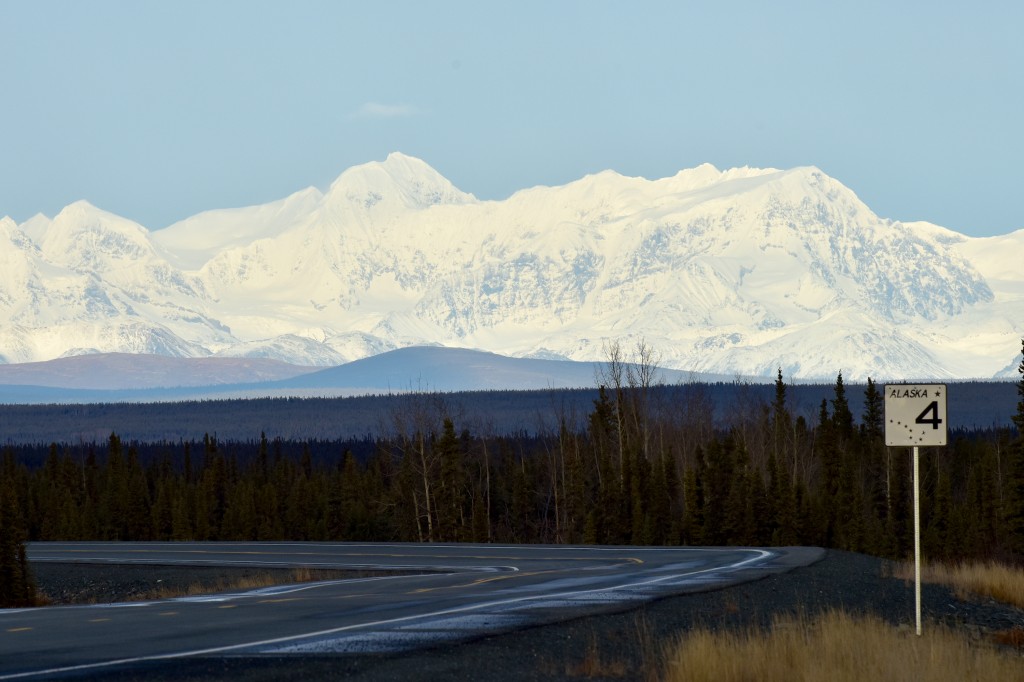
top-left (3, 342), bottom-right (1024, 606)
top-left (0, 462), bottom-right (37, 607)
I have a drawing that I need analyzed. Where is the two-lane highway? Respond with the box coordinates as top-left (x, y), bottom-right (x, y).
top-left (2, 542), bottom-right (823, 679)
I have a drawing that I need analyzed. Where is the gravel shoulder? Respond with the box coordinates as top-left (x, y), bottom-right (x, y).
top-left (31, 563), bottom-right (366, 605)
top-left (27, 550), bottom-right (1024, 681)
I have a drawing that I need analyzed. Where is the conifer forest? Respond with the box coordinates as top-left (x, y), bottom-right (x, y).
top-left (3, 343), bottom-right (1024, 608)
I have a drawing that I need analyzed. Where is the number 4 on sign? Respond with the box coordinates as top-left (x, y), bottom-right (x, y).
top-left (885, 384), bottom-right (947, 448)
top-left (915, 401), bottom-right (943, 430)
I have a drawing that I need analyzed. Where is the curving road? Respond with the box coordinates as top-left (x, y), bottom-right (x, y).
top-left (2, 542), bottom-right (822, 679)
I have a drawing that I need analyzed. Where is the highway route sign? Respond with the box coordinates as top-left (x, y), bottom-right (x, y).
top-left (884, 384), bottom-right (947, 447)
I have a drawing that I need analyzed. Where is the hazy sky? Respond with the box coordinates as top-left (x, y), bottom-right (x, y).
top-left (2, 1), bottom-right (1020, 237)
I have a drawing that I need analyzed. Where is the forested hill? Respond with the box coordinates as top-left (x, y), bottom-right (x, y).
top-left (0, 381), bottom-right (1017, 446)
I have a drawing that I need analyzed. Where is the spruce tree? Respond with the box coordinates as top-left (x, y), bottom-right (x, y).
top-left (435, 418), bottom-right (466, 542)
top-left (1004, 338), bottom-right (1024, 555)
top-left (830, 371), bottom-right (854, 441)
top-left (124, 447), bottom-right (151, 540)
top-left (701, 437), bottom-right (734, 545)
top-left (1016, 338), bottom-right (1024, 434)
top-left (771, 368), bottom-right (791, 464)
top-left (680, 463), bottom-right (703, 545)
top-left (861, 378), bottom-right (889, 552)
top-left (562, 424), bottom-right (588, 543)
top-left (767, 451), bottom-right (797, 545)
top-left (0, 477), bottom-right (36, 607)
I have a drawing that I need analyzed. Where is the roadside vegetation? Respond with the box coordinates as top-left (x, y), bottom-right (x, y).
top-left (891, 559), bottom-right (1024, 610)
top-left (33, 566), bottom-right (362, 605)
top-left (661, 609), bottom-right (1022, 682)
top-left (143, 565), bottom-right (320, 601)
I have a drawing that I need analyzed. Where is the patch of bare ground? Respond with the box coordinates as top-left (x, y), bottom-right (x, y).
top-left (30, 563), bottom-right (384, 605)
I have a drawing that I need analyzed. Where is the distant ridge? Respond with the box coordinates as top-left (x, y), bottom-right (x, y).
top-left (0, 346), bottom-right (737, 404)
top-left (0, 353), bottom-right (316, 390)
top-left (271, 346), bottom-right (737, 392)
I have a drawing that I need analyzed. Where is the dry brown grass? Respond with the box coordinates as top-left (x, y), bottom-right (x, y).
top-left (140, 567), bottom-right (324, 600)
top-left (890, 559), bottom-right (1024, 609)
top-left (661, 610), bottom-right (1023, 682)
top-left (561, 616), bottom-right (659, 680)
top-left (143, 574), bottom-right (277, 600)
top-left (33, 566), bottom-right (385, 606)
top-left (563, 632), bottom-right (629, 679)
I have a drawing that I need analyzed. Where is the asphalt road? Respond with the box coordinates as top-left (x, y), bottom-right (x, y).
top-left (2, 542), bottom-right (822, 680)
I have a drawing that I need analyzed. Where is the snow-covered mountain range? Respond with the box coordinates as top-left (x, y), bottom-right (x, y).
top-left (2, 152), bottom-right (1021, 381)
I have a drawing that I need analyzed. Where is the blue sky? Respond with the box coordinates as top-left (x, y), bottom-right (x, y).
top-left (1, 1), bottom-right (1020, 237)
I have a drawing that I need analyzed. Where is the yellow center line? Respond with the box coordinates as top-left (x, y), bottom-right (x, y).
top-left (217, 605), bottom-right (237, 609)
top-left (257, 598), bottom-right (303, 604)
top-left (6, 628), bottom-right (32, 633)
top-left (157, 611), bottom-right (178, 617)
top-left (408, 569), bottom-right (560, 594)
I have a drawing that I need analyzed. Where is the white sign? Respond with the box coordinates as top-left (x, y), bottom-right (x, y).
top-left (884, 384), bottom-right (948, 447)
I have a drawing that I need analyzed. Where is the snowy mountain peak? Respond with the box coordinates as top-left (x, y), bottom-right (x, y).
top-left (40, 201), bottom-right (159, 270)
top-left (663, 162), bottom-right (727, 189)
top-left (326, 152), bottom-right (476, 210)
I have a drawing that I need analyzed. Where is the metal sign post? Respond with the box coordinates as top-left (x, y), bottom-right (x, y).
top-left (884, 384), bottom-right (947, 637)
top-left (913, 444), bottom-right (921, 635)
